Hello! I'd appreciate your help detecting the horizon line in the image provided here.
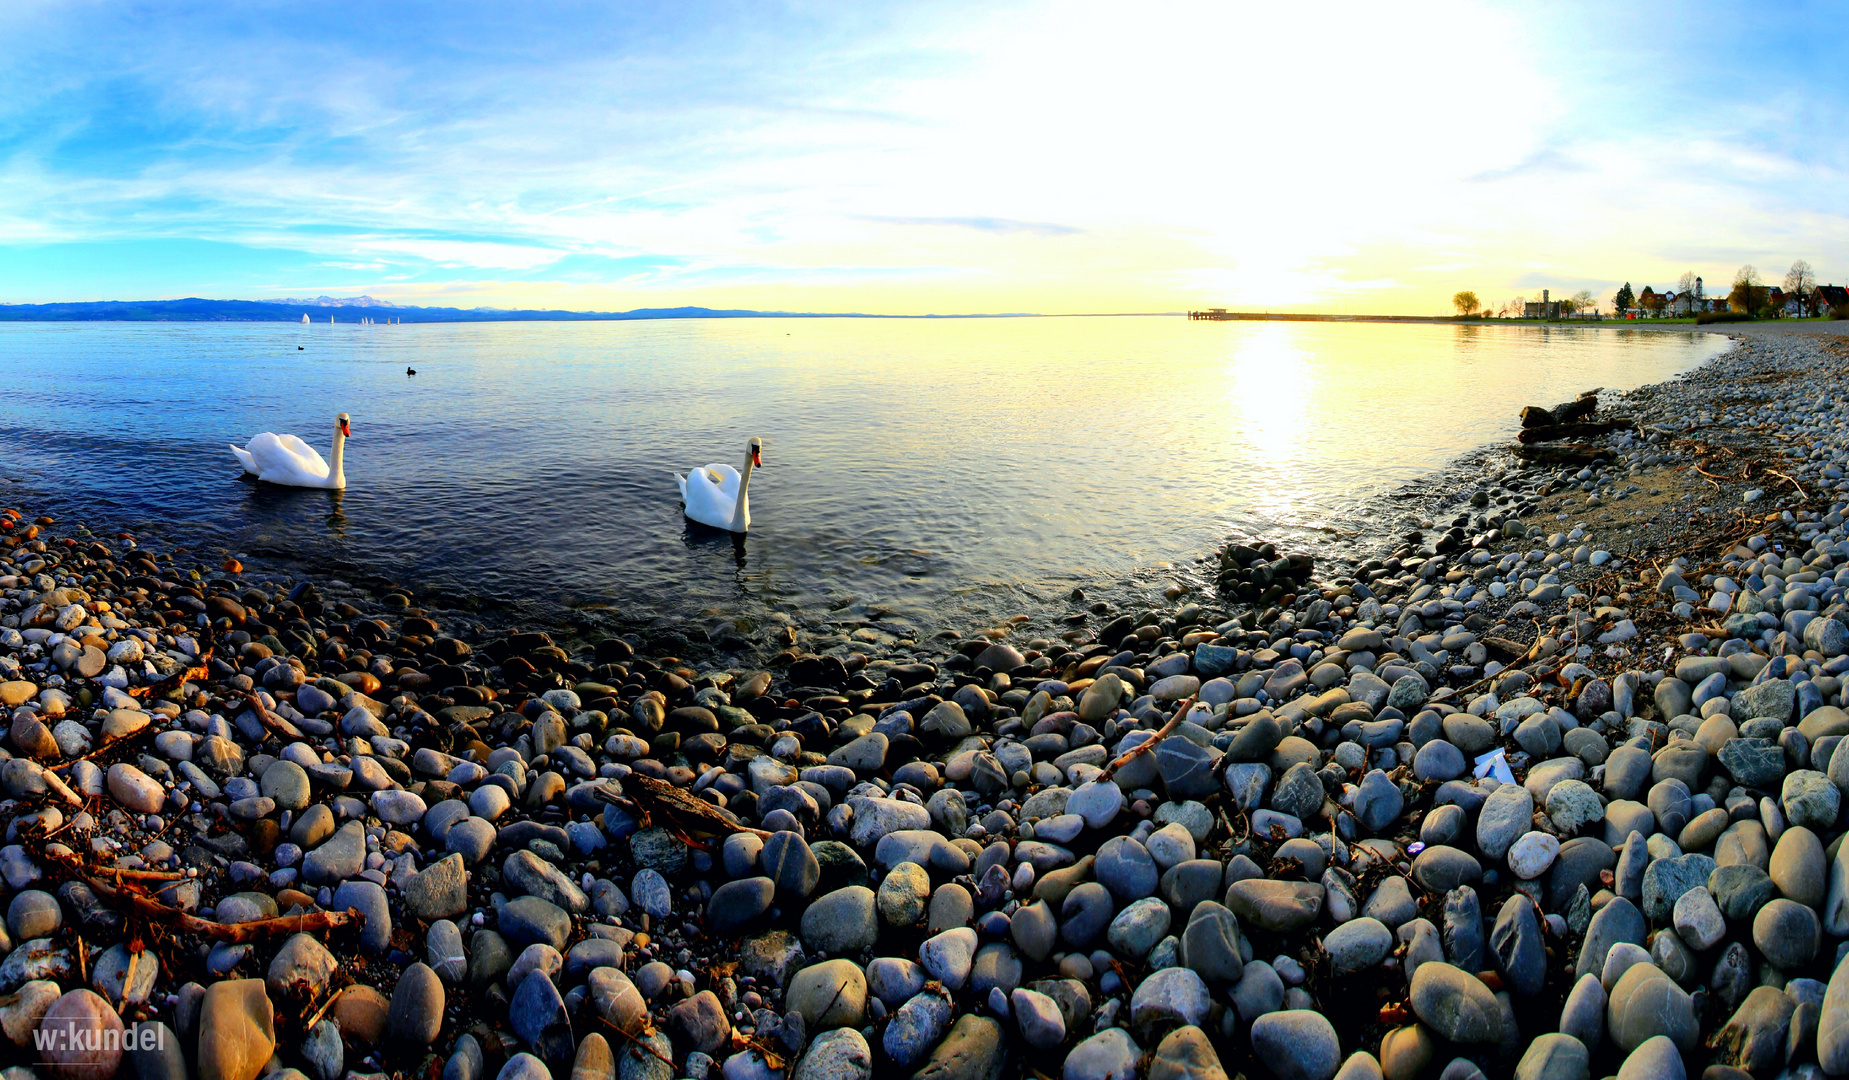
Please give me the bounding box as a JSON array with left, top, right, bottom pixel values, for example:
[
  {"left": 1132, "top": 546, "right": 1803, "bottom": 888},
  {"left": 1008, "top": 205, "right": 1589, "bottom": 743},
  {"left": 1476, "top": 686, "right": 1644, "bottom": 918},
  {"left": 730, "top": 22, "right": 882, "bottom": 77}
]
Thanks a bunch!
[
  {"left": 0, "top": 296, "right": 1200, "bottom": 321},
  {"left": 0, "top": 296, "right": 1650, "bottom": 324}
]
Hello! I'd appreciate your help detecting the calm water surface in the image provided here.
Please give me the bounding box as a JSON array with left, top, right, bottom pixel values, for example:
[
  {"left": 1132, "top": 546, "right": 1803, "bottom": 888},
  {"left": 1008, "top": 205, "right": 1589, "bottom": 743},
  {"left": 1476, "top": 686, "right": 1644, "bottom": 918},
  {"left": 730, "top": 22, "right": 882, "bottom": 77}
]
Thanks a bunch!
[{"left": 0, "top": 317, "right": 1726, "bottom": 642}]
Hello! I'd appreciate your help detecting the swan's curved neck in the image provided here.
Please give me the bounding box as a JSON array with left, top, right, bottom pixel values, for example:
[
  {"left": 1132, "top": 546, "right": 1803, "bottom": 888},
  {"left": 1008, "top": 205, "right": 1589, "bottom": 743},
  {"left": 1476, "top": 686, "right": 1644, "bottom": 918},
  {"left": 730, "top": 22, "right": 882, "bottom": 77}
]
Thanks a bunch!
[
  {"left": 732, "top": 453, "right": 755, "bottom": 529},
  {"left": 329, "top": 429, "right": 347, "bottom": 489}
]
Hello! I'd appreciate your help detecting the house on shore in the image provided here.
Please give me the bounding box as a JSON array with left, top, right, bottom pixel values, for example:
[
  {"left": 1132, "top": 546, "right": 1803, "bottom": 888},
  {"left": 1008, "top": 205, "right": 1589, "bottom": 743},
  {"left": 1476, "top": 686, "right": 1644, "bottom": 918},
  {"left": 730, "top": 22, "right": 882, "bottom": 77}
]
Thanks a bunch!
[
  {"left": 1523, "top": 290, "right": 1563, "bottom": 319},
  {"left": 1666, "top": 277, "right": 1707, "bottom": 315}
]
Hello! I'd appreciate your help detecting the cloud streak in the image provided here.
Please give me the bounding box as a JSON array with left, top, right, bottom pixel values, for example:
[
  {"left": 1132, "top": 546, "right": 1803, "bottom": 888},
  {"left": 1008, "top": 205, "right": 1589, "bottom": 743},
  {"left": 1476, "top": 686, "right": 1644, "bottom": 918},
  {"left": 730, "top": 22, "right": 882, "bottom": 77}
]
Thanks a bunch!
[{"left": 860, "top": 216, "right": 1081, "bottom": 236}]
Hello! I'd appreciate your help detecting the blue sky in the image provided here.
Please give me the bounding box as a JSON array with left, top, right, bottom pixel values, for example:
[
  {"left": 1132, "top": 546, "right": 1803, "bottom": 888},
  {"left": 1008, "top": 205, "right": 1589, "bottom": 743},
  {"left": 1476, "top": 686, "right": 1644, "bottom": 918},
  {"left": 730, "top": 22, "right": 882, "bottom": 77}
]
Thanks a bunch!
[{"left": 2, "top": 1, "right": 1847, "bottom": 314}]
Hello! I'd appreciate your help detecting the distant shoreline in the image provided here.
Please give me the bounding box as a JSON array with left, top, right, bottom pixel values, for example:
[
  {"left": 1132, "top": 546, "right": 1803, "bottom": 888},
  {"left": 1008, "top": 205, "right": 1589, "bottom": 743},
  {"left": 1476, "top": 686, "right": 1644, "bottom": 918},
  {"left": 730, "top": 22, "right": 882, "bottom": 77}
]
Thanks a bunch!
[
  {"left": 1189, "top": 311, "right": 1849, "bottom": 335},
  {"left": 0, "top": 297, "right": 1176, "bottom": 323},
  {"left": 7, "top": 297, "right": 1843, "bottom": 329},
  {"left": 1189, "top": 311, "right": 1556, "bottom": 324}
]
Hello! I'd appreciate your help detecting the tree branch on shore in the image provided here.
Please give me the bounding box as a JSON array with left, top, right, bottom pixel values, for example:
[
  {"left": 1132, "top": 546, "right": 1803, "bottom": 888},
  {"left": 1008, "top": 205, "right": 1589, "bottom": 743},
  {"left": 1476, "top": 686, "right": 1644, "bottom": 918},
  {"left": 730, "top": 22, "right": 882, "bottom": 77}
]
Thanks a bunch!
[
  {"left": 241, "top": 690, "right": 304, "bottom": 740},
  {"left": 1096, "top": 696, "right": 1194, "bottom": 785},
  {"left": 39, "top": 845, "right": 362, "bottom": 944}
]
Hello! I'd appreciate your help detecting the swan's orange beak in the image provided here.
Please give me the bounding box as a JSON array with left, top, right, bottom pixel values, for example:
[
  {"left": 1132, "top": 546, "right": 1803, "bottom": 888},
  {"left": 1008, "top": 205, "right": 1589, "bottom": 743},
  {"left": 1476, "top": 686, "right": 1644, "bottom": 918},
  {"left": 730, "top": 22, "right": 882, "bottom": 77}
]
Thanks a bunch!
[
  {"left": 340, "top": 419, "right": 351, "bottom": 437},
  {"left": 751, "top": 448, "right": 762, "bottom": 467}
]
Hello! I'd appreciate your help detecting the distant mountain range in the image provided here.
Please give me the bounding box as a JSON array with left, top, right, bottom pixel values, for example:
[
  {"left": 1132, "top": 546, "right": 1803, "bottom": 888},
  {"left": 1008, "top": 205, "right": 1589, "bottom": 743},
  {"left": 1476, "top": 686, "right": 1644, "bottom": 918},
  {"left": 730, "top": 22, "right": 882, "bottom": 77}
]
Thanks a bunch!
[
  {"left": 272, "top": 294, "right": 401, "bottom": 308},
  {"left": 0, "top": 297, "right": 1041, "bottom": 322}
]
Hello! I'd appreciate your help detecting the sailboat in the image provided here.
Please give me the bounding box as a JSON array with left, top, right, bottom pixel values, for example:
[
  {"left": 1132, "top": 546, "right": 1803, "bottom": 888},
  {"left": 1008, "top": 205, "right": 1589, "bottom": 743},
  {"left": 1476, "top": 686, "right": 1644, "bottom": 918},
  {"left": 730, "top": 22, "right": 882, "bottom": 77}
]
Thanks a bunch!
[{"left": 301, "top": 313, "right": 310, "bottom": 324}]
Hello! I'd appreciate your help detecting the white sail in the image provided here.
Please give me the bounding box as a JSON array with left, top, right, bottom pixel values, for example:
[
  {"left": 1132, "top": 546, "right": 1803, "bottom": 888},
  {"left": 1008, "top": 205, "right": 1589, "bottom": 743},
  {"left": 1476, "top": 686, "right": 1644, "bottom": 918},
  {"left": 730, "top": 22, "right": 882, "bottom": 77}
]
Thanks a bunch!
[{"left": 301, "top": 313, "right": 309, "bottom": 323}]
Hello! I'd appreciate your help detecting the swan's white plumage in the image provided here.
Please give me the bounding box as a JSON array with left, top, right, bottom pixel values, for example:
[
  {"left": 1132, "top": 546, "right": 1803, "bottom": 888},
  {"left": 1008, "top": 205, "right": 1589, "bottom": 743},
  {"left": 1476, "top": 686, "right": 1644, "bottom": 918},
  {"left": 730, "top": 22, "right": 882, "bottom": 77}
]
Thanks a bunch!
[
  {"left": 675, "top": 440, "right": 759, "bottom": 532},
  {"left": 678, "top": 463, "right": 746, "bottom": 531},
  {"left": 229, "top": 416, "right": 348, "bottom": 489}
]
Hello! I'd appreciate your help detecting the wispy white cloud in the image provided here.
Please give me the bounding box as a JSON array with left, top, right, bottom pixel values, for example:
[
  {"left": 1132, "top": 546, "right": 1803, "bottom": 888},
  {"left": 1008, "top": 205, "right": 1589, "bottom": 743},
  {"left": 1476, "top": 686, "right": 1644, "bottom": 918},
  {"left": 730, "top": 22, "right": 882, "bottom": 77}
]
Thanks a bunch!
[
  {"left": 859, "top": 216, "right": 1082, "bottom": 237},
  {"left": 0, "top": 0, "right": 1846, "bottom": 311}
]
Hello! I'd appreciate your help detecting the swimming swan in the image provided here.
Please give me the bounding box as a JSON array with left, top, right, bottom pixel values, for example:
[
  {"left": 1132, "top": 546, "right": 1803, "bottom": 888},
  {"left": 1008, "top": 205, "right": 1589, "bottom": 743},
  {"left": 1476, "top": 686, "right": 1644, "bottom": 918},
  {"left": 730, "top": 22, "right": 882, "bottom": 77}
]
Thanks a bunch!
[
  {"left": 230, "top": 413, "right": 350, "bottom": 489},
  {"left": 676, "top": 437, "right": 761, "bottom": 532}
]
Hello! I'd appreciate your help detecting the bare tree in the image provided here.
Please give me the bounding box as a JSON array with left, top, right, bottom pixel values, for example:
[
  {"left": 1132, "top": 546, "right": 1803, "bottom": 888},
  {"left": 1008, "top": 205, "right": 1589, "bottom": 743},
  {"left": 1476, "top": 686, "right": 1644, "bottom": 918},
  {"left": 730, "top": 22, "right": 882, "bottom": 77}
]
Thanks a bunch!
[
  {"left": 1571, "top": 289, "right": 1596, "bottom": 316},
  {"left": 1786, "top": 260, "right": 1816, "bottom": 313},
  {"left": 1734, "top": 264, "right": 1761, "bottom": 288}
]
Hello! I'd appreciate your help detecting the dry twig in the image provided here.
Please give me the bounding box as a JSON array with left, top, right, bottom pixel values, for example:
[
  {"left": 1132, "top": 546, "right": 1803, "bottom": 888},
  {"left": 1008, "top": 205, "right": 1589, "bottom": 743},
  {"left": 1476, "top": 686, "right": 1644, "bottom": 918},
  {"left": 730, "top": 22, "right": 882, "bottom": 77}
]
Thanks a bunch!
[
  {"left": 1768, "top": 469, "right": 1808, "bottom": 499},
  {"left": 39, "top": 847, "right": 360, "bottom": 943},
  {"left": 1096, "top": 697, "right": 1194, "bottom": 785},
  {"left": 595, "top": 773, "right": 770, "bottom": 848},
  {"left": 602, "top": 1020, "right": 679, "bottom": 1069},
  {"left": 107, "top": 887, "right": 359, "bottom": 943},
  {"left": 125, "top": 654, "right": 212, "bottom": 700},
  {"left": 302, "top": 986, "right": 347, "bottom": 1031},
  {"left": 241, "top": 692, "right": 304, "bottom": 740},
  {"left": 87, "top": 865, "right": 187, "bottom": 882}
]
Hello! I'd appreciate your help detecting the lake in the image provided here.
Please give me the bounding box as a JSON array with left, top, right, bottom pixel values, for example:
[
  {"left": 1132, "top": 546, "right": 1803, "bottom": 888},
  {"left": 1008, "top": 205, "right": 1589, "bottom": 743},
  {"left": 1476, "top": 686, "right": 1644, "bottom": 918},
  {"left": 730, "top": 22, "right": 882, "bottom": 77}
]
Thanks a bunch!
[{"left": 0, "top": 317, "right": 1727, "bottom": 649}]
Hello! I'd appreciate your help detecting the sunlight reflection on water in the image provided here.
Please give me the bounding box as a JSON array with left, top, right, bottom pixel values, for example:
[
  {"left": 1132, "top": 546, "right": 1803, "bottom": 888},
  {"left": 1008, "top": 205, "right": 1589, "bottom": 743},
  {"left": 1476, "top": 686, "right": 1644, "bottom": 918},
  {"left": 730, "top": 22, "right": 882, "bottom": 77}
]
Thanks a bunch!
[{"left": 0, "top": 317, "right": 1726, "bottom": 640}]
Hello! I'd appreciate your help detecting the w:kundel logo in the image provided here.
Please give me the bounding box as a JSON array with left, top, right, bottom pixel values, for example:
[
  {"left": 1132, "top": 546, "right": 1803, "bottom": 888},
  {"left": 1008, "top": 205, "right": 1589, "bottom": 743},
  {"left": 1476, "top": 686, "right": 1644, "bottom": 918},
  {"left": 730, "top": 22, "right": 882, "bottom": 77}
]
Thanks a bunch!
[{"left": 33, "top": 1019, "right": 167, "bottom": 1055}]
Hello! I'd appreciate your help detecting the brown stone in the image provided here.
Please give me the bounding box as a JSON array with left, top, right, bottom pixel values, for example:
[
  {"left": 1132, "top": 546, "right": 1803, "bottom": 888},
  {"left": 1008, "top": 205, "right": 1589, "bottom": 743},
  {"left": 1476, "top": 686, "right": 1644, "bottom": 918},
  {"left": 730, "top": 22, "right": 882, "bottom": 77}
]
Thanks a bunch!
[
  {"left": 571, "top": 1033, "right": 614, "bottom": 1080},
  {"left": 197, "top": 979, "right": 275, "bottom": 1080},
  {"left": 329, "top": 984, "right": 390, "bottom": 1045},
  {"left": 247, "top": 819, "right": 280, "bottom": 860},
  {"left": 37, "top": 989, "right": 123, "bottom": 1080},
  {"left": 13, "top": 715, "right": 61, "bottom": 759}
]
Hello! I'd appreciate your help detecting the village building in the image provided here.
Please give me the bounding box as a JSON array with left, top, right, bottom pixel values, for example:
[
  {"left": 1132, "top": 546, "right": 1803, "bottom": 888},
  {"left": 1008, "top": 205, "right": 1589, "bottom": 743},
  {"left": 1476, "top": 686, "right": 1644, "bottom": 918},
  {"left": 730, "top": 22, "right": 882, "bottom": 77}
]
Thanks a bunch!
[{"left": 1523, "top": 289, "right": 1563, "bottom": 319}]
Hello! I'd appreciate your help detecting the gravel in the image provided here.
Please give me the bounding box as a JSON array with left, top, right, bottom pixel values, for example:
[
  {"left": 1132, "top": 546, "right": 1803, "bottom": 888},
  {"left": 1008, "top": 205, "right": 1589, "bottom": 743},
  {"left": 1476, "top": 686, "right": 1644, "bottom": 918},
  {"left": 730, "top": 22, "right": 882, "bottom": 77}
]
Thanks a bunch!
[{"left": 7, "top": 331, "right": 1849, "bottom": 1079}]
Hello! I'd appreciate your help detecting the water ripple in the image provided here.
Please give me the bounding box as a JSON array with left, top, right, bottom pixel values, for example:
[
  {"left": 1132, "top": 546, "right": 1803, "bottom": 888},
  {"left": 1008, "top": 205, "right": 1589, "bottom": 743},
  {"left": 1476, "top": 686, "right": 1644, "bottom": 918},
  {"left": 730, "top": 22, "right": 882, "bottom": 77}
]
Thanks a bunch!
[{"left": 0, "top": 317, "right": 1724, "bottom": 639}]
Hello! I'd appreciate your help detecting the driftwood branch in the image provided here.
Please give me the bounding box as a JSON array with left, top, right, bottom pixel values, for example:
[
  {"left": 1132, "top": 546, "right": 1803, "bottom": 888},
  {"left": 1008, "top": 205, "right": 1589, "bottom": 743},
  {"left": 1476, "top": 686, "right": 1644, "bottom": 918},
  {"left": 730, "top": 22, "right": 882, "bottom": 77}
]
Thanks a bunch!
[
  {"left": 601, "top": 1018, "right": 678, "bottom": 1069},
  {"left": 1519, "top": 392, "right": 1599, "bottom": 429},
  {"left": 1515, "top": 419, "right": 1636, "bottom": 444},
  {"left": 1097, "top": 696, "right": 1194, "bottom": 785},
  {"left": 242, "top": 692, "right": 304, "bottom": 740},
  {"left": 63, "top": 725, "right": 159, "bottom": 770},
  {"left": 25, "top": 767, "right": 85, "bottom": 807},
  {"left": 1513, "top": 442, "right": 1603, "bottom": 465},
  {"left": 1551, "top": 394, "right": 1599, "bottom": 424},
  {"left": 40, "top": 847, "right": 359, "bottom": 942},
  {"left": 1768, "top": 469, "right": 1808, "bottom": 499},
  {"left": 302, "top": 986, "right": 347, "bottom": 1031},
  {"left": 87, "top": 865, "right": 187, "bottom": 882},
  {"left": 110, "top": 886, "right": 360, "bottom": 943},
  {"left": 125, "top": 655, "right": 212, "bottom": 700},
  {"left": 596, "top": 773, "right": 771, "bottom": 844},
  {"left": 1478, "top": 637, "right": 1529, "bottom": 659}
]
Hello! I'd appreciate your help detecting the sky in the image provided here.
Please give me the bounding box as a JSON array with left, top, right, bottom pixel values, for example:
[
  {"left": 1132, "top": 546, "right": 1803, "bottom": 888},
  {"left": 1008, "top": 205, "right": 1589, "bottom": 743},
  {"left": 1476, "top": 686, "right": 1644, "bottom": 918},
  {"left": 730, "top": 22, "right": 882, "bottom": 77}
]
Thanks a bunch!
[{"left": 1, "top": 1, "right": 1847, "bottom": 315}]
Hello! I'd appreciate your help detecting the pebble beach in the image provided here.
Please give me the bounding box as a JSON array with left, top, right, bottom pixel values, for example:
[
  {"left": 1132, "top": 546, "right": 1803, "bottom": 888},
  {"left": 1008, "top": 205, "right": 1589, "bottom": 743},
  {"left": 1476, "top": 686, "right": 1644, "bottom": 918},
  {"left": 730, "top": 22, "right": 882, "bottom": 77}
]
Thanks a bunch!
[{"left": 4, "top": 328, "right": 1849, "bottom": 1080}]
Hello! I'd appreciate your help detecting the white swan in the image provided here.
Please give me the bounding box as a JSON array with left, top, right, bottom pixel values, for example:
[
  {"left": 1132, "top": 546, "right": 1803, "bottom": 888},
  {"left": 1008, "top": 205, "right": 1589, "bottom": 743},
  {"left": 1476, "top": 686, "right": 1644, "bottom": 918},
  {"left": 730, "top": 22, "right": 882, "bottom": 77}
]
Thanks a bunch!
[
  {"left": 229, "top": 413, "right": 350, "bottom": 489},
  {"left": 676, "top": 437, "right": 761, "bottom": 532}
]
